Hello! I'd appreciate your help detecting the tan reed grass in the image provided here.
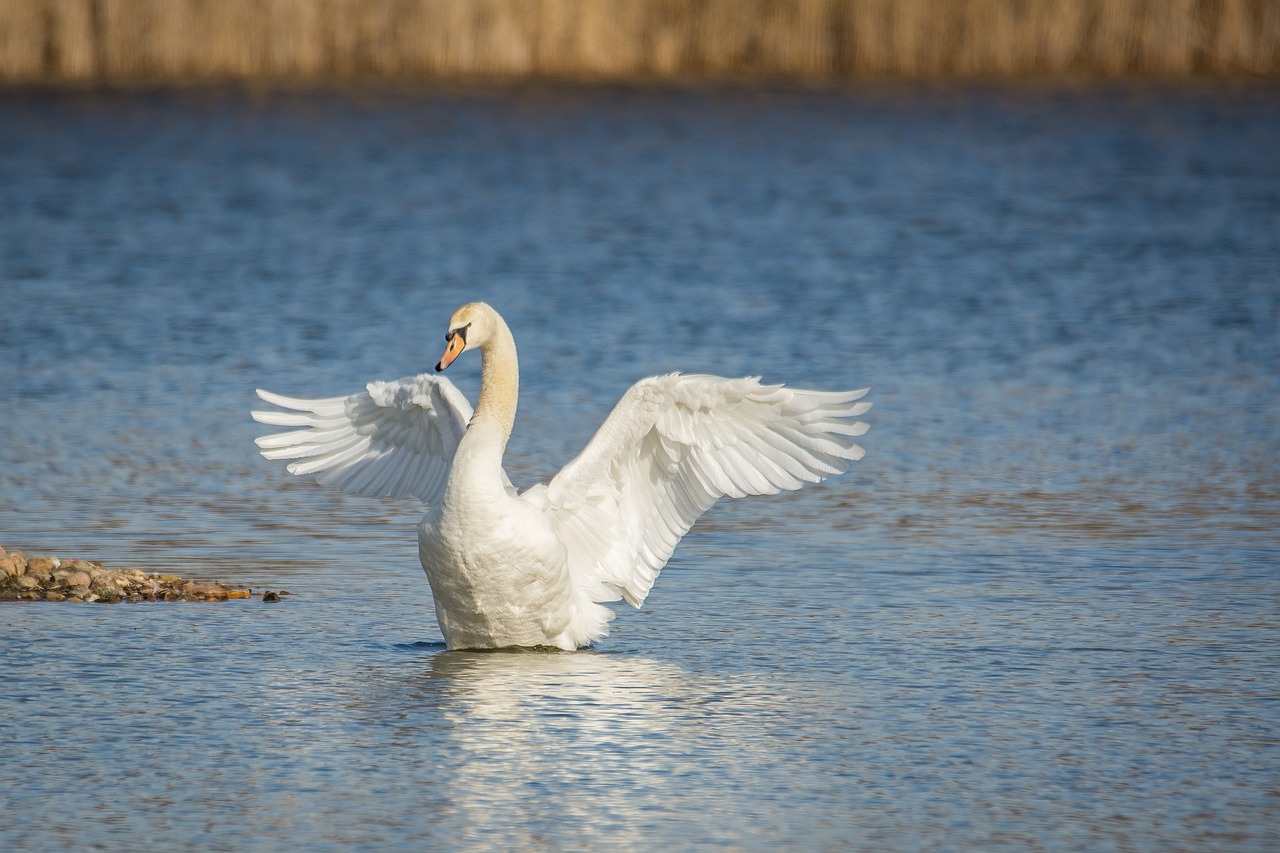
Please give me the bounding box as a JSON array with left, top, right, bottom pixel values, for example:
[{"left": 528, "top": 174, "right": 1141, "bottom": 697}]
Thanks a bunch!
[{"left": 0, "top": 0, "right": 1276, "bottom": 82}]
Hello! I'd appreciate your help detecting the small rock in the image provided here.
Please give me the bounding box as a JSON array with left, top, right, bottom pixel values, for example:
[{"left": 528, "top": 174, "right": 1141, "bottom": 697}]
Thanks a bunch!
[
  {"left": 14, "top": 575, "right": 39, "bottom": 590},
  {"left": 24, "top": 557, "right": 55, "bottom": 580},
  {"left": 262, "top": 591, "right": 281, "bottom": 603},
  {"left": 64, "top": 570, "right": 92, "bottom": 589},
  {"left": 92, "top": 579, "right": 123, "bottom": 598},
  {"left": 28, "top": 556, "right": 59, "bottom": 574},
  {"left": 45, "top": 591, "right": 66, "bottom": 602},
  {"left": 1, "top": 555, "right": 24, "bottom": 577},
  {"left": 182, "top": 581, "right": 227, "bottom": 599}
]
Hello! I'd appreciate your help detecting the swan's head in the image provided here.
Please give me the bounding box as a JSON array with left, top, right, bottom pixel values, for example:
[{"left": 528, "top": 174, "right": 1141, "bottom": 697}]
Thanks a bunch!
[{"left": 436, "top": 302, "right": 495, "bottom": 372}]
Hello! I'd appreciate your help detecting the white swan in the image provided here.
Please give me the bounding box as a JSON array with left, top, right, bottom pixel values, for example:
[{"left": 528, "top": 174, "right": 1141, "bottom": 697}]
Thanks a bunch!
[{"left": 252, "top": 302, "right": 870, "bottom": 650}]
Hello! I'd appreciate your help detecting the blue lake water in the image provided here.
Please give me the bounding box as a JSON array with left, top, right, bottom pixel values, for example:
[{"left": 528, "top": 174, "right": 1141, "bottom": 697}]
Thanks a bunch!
[{"left": 1, "top": 82, "right": 1278, "bottom": 850}]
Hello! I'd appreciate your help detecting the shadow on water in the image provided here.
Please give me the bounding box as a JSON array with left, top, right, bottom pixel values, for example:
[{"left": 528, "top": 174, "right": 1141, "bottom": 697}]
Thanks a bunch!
[{"left": 391, "top": 639, "right": 450, "bottom": 652}]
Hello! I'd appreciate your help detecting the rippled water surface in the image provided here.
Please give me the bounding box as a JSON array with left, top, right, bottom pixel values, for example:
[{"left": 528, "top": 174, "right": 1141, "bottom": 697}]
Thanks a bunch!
[{"left": 2, "top": 82, "right": 1278, "bottom": 851}]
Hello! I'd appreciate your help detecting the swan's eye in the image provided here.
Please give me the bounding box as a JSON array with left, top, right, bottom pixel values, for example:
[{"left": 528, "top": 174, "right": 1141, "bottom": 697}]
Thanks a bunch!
[{"left": 446, "top": 325, "right": 469, "bottom": 344}]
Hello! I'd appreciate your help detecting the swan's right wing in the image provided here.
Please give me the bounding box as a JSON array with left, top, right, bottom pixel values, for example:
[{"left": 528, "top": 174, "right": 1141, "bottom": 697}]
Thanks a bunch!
[
  {"left": 252, "top": 374, "right": 472, "bottom": 505},
  {"left": 540, "top": 373, "right": 870, "bottom": 607}
]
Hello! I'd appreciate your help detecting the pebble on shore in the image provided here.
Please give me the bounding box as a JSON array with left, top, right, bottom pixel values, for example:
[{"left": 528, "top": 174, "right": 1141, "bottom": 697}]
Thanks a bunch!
[{"left": 0, "top": 546, "right": 256, "bottom": 603}]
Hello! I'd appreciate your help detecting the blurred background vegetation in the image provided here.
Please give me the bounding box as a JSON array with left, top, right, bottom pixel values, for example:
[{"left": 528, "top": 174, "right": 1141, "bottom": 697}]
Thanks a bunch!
[{"left": 0, "top": 0, "right": 1277, "bottom": 82}]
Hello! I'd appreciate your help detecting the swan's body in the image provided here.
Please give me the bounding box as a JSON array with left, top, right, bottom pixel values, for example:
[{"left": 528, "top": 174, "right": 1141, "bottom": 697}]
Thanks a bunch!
[{"left": 253, "top": 303, "right": 870, "bottom": 650}]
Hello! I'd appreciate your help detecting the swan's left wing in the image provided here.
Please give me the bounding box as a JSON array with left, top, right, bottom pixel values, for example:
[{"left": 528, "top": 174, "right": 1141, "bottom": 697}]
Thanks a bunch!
[
  {"left": 538, "top": 373, "right": 870, "bottom": 607},
  {"left": 252, "top": 374, "right": 472, "bottom": 505}
]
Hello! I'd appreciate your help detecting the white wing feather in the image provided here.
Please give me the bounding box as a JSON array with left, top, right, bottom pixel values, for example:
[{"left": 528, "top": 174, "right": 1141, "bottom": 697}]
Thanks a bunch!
[
  {"left": 251, "top": 374, "right": 473, "bottom": 505},
  {"left": 538, "top": 373, "right": 870, "bottom": 608}
]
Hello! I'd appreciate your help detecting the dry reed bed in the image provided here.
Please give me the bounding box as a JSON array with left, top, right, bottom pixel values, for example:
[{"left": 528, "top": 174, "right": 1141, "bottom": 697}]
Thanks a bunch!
[{"left": 1, "top": 0, "right": 1277, "bottom": 81}]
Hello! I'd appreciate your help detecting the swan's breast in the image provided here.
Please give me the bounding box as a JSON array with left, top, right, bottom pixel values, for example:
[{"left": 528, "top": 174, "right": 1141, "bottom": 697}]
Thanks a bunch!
[{"left": 417, "top": 496, "right": 574, "bottom": 647}]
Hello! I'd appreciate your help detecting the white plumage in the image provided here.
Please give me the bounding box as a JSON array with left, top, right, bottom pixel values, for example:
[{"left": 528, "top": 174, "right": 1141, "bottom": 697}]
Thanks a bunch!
[{"left": 252, "top": 302, "right": 870, "bottom": 650}]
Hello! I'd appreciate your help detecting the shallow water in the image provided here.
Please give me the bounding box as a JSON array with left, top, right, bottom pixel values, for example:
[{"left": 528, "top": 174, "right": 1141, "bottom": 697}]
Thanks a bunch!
[{"left": 1, "top": 82, "right": 1278, "bottom": 851}]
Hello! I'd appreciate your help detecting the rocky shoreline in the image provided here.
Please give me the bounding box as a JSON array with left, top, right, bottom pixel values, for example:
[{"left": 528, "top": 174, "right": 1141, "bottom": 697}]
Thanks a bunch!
[{"left": 1, "top": 546, "right": 281, "bottom": 603}]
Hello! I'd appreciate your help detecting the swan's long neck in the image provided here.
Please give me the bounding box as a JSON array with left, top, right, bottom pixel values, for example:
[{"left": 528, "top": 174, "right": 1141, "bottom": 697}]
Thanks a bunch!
[{"left": 472, "top": 310, "right": 519, "bottom": 455}]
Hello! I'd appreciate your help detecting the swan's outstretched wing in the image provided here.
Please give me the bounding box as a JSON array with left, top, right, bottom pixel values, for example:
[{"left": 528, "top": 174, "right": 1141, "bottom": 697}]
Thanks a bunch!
[
  {"left": 252, "top": 374, "right": 472, "bottom": 505},
  {"left": 538, "top": 373, "right": 870, "bottom": 607}
]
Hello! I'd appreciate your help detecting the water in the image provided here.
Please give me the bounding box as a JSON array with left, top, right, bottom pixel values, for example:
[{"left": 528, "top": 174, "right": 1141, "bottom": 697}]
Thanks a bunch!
[{"left": 1, "top": 82, "right": 1278, "bottom": 850}]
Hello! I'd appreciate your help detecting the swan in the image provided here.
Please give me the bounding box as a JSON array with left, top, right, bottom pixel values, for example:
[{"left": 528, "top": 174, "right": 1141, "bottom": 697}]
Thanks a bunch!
[{"left": 252, "top": 302, "right": 870, "bottom": 650}]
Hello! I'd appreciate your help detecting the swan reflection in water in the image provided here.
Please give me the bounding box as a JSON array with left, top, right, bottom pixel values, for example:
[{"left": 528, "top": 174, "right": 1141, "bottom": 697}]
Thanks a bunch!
[{"left": 355, "top": 648, "right": 786, "bottom": 847}]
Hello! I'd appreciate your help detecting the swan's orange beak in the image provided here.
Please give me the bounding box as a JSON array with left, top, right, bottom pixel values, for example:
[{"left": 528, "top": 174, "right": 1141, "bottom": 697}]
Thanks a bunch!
[{"left": 436, "top": 332, "right": 465, "bottom": 372}]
